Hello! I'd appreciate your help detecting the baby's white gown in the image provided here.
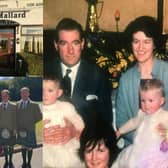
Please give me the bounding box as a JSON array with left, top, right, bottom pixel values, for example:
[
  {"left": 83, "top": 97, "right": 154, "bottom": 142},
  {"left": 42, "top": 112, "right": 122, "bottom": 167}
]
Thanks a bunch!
[
  {"left": 42, "top": 101, "right": 84, "bottom": 168},
  {"left": 113, "top": 109, "right": 168, "bottom": 168}
]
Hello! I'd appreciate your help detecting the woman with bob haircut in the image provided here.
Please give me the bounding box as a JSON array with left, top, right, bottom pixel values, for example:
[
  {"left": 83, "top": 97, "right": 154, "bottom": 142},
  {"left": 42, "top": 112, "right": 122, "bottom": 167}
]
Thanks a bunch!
[{"left": 79, "top": 113, "right": 119, "bottom": 168}]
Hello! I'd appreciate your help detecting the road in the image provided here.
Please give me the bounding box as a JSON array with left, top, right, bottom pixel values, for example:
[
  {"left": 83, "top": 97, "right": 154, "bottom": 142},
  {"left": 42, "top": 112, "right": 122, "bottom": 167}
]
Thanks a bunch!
[{"left": 0, "top": 147, "right": 42, "bottom": 168}]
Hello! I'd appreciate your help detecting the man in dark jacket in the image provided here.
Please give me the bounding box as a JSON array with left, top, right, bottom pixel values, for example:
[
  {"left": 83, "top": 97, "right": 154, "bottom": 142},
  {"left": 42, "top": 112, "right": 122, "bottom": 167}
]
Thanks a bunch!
[{"left": 44, "top": 18, "right": 113, "bottom": 144}]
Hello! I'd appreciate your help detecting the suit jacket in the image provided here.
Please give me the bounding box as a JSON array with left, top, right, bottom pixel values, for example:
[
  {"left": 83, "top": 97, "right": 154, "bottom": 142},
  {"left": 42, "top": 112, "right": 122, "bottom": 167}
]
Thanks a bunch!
[
  {"left": 45, "top": 57, "right": 113, "bottom": 124},
  {"left": 16, "top": 100, "right": 42, "bottom": 132},
  {"left": 0, "top": 102, "right": 16, "bottom": 131}
]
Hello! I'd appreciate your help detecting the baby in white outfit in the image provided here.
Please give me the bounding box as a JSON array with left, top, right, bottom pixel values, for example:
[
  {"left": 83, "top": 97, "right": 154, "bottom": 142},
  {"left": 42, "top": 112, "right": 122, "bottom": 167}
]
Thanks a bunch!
[{"left": 42, "top": 75, "right": 84, "bottom": 168}]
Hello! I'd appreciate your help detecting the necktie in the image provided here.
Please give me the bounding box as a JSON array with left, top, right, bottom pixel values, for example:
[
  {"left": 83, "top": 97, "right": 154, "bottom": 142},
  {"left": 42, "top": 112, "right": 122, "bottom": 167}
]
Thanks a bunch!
[
  {"left": 3, "top": 103, "right": 6, "bottom": 110},
  {"left": 21, "top": 101, "right": 26, "bottom": 109},
  {"left": 63, "top": 69, "right": 72, "bottom": 97}
]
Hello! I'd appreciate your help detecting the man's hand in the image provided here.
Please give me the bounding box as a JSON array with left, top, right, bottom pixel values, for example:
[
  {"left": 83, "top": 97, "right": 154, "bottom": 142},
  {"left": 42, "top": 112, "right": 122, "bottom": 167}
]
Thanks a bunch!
[{"left": 43, "top": 118, "right": 78, "bottom": 145}]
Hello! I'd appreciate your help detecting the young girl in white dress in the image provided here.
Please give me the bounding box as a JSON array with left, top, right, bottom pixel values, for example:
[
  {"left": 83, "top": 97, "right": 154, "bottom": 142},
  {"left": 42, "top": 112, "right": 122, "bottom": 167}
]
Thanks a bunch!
[
  {"left": 42, "top": 75, "right": 84, "bottom": 168},
  {"left": 113, "top": 79, "right": 168, "bottom": 168}
]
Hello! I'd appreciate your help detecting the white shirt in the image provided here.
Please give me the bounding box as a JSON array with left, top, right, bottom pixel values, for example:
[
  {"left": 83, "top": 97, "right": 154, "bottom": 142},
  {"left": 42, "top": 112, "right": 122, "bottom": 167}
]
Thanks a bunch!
[
  {"left": 1, "top": 101, "right": 9, "bottom": 109},
  {"left": 61, "top": 62, "right": 80, "bottom": 96},
  {"left": 20, "top": 99, "right": 29, "bottom": 109}
]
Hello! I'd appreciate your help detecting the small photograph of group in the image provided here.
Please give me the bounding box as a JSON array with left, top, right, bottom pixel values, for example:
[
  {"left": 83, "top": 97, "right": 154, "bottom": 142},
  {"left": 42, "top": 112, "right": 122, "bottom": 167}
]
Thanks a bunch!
[
  {"left": 0, "top": 0, "right": 43, "bottom": 76},
  {"left": 0, "top": 77, "right": 42, "bottom": 168}
]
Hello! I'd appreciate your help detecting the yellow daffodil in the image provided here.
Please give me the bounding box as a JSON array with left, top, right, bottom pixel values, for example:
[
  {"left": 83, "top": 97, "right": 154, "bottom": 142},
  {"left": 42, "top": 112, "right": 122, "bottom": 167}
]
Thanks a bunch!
[
  {"left": 116, "top": 51, "right": 123, "bottom": 59},
  {"left": 96, "top": 56, "right": 108, "bottom": 63},
  {"left": 116, "top": 64, "right": 122, "bottom": 71},
  {"left": 112, "top": 82, "right": 118, "bottom": 89},
  {"left": 108, "top": 67, "right": 115, "bottom": 73},
  {"left": 120, "top": 59, "right": 128, "bottom": 68},
  {"left": 95, "top": 48, "right": 137, "bottom": 89},
  {"left": 99, "top": 62, "right": 105, "bottom": 68},
  {"left": 128, "top": 54, "right": 135, "bottom": 62}
]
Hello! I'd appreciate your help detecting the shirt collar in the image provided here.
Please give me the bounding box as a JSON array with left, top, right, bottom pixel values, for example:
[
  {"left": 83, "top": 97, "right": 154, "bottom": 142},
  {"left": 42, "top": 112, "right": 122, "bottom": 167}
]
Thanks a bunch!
[
  {"left": 2, "top": 101, "right": 9, "bottom": 105},
  {"left": 61, "top": 61, "right": 81, "bottom": 76},
  {"left": 21, "top": 98, "right": 30, "bottom": 103}
]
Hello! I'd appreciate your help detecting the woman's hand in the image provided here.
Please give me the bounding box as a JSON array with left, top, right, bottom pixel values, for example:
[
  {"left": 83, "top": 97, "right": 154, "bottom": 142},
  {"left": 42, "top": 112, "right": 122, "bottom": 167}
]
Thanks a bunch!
[
  {"left": 156, "top": 123, "right": 168, "bottom": 140},
  {"left": 116, "top": 130, "right": 121, "bottom": 139},
  {"left": 43, "top": 118, "right": 77, "bottom": 145}
]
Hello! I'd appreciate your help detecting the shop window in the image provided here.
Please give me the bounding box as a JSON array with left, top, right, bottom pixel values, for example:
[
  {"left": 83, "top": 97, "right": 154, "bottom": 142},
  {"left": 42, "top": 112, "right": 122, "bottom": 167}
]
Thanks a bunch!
[
  {"left": 0, "top": 29, "right": 14, "bottom": 57},
  {"left": 21, "top": 25, "right": 43, "bottom": 55},
  {"left": 36, "top": 2, "right": 43, "bottom": 6}
]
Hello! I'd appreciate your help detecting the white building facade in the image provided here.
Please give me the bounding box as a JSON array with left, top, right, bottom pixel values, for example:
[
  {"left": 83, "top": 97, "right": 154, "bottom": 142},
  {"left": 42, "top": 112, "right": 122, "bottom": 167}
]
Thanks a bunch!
[{"left": 0, "top": 0, "right": 43, "bottom": 54}]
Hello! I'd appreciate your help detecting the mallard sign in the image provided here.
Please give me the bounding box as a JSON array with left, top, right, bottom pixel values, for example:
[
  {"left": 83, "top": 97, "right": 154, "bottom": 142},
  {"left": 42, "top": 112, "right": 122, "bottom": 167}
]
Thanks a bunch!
[{"left": 0, "top": 10, "right": 29, "bottom": 19}]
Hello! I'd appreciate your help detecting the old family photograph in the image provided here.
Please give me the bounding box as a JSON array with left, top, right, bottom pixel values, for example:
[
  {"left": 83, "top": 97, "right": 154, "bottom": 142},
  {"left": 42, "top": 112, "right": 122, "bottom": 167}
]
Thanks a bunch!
[{"left": 1, "top": 0, "right": 168, "bottom": 167}]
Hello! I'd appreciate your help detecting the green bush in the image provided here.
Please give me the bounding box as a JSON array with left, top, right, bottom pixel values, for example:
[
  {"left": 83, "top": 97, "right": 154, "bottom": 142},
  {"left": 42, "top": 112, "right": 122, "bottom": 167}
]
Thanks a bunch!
[{"left": 19, "top": 52, "right": 43, "bottom": 76}]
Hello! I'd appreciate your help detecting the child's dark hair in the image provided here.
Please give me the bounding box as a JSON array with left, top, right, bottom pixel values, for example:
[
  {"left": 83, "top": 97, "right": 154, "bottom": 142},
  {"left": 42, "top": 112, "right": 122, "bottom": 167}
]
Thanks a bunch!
[
  {"left": 78, "top": 113, "right": 118, "bottom": 167},
  {"left": 43, "top": 74, "right": 63, "bottom": 89}
]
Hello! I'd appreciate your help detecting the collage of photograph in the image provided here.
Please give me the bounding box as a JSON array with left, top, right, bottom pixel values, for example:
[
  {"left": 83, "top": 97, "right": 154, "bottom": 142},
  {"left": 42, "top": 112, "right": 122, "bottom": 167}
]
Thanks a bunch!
[
  {"left": 0, "top": 0, "right": 42, "bottom": 167},
  {"left": 1, "top": 0, "right": 168, "bottom": 168}
]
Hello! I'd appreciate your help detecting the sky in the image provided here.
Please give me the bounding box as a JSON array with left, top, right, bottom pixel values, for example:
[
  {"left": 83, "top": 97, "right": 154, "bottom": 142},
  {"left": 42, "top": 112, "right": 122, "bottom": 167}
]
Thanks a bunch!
[{"left": 0, "top": 77, "right": 14, "bottom": 80}]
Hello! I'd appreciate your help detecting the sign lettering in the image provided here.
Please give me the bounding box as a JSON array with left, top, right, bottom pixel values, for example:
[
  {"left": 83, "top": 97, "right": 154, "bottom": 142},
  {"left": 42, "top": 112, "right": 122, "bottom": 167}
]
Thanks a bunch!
[{"left": 0, "top": 10, "right": 29, "bottom": 19}]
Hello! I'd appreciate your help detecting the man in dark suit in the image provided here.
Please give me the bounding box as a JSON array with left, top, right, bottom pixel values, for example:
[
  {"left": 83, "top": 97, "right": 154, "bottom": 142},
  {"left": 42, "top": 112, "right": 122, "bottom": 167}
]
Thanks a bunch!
[
  {"left": 45, "top": 18, "right": 112, "bottom": 124},
  {"left": 44, "top": 18, "right": 113, "bottom": 143},
  {"left": 0, "top": 89, "right": 16, "bottom": 168},
  {"left": 16, "top": 87, "right": 42, "bottom": 168}
]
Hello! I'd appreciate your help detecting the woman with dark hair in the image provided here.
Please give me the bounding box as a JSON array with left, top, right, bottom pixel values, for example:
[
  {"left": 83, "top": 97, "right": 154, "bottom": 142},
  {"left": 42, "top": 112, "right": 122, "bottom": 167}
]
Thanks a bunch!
[
  {"left": 124, "top": 15, "right": 164, "bottom": 53},
  {"left": 115, "top": 16, "right": 168, "bottom": 147},
  {"left": 79, "top": 114, "right": 118, "bottom": 168}
]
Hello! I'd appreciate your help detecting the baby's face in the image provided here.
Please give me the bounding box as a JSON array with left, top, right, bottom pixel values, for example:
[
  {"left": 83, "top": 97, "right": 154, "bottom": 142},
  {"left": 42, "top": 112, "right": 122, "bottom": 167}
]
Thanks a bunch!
[
  {"left": 43, "top": 80, "right": 61, "bottom": 105},
  {"left": 140, "top": 89, "right": 165, "bottom": 114}
]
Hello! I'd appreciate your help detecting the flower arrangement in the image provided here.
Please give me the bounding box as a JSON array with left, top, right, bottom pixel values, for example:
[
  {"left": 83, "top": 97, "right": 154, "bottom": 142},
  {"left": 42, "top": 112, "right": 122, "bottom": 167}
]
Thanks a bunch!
[
  {"left": 87, "top": 34, "right": 168, "bottom": 89},
  {"left": 95, "top": 48, "right": 135, "bottom": 89},
  {"left": 95, "top": 49, "right": 168, "bottom": 89}
]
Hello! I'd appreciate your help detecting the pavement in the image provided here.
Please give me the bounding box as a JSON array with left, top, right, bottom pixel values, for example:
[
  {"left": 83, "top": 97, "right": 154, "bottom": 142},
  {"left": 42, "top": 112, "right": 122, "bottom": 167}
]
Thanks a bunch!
[{"left": 0, "top": 146, "right": 42, "bottom": 168}]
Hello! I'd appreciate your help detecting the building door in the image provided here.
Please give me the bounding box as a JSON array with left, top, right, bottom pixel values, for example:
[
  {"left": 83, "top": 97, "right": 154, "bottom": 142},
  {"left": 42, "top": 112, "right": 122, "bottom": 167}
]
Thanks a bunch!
[
  {"left": 0, "top": 20, "right": 19, "bottom": 75},
  {"left": 0, "top": 28, "right": 14, "bottom": 67}
]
